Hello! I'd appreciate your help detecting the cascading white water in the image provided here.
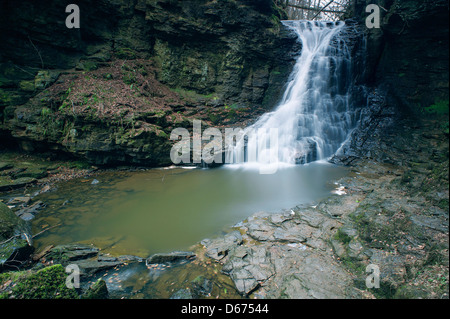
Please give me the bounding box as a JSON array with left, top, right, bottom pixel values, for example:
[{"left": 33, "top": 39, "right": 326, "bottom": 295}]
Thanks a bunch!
[{"left": 226, "top": 20, "right": 359, "bottom": 168}]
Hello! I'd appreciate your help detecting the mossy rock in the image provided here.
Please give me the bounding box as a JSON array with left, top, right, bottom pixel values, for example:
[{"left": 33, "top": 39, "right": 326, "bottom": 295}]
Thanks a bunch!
[
  {"left": 0, "top": 202, "right": 28, "bottom": 238},
  {"left": 76, "top": 60, "right": 98, "bottom": 72},
  {"left": 19, "top": 80, "right": 35, "bottom": 92},
  {"left": 0, "top": 237, "right": 32, "bottom": 269},
  {"left": 0, "top": 162, "right": 13, "bottom": 171},
  {"left": 0, "top": 177, "right": 37, "bottom": 191},
  {"left": 81, "top": 278, "right": 108, "bottom": 299},
  {"left": 34, "top": 70, "right": 59, "bottom": 90},
  {"left": 115, "top": 48, "right": 136, "bottom": 60},
  {"left": 0, "top": 264, "right": 79, "bottom": 299},
  {"left": 12, "top": 167, "right": 48, "bottom": 179},
  {"left": 0, "top": 202, "right": 34, "bottom": 270},
  {"left": 393, "top": 285, "right": 429, "bottom": 299}
]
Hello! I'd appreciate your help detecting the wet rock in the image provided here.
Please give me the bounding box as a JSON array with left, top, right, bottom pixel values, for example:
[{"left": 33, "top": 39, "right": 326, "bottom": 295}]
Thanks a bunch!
[
  {"left": 81, "top": 279, "right": 109, "bottom": 299},
  {"left": 0, "top": 177, "right": 37, "bottom": 191},
  {"left": 222, "top": 246, "right": 274, "bottom": 295},
  {"left": 15, "top": 200, "right": 45, "bottom": 220},
  {"left": 0, "top": 162, "right": 13, "bottom": 171},
  {"left": 0, "top": 202, "right": 34, "bottom": 270},
  {"left": 369, "top": 249, "right": 407, "bottom": 289},
  {"left": 268, "top": 247, "right": 358, "bottom": 299},
  {"left": 202, "top": 231, "right": 243, "bottom": 261},
  {"left": 146, "top": 251, "right": 196, "bottom": 265},
  {"left": 295, "top": 207, "right": 327, "bottom": 228},
  {"left": 269, "top": 211, "right": 295, "bottom": 224},
  {"left": 201, "top": 206, "right": 360, "bottom": 298},
  {"left": 329, "top": 155, "right": 361, "bottom": 166},
  {"left": 8, "top": 196, "right": 31, "bottom": 205},
  {"left": 330, "top": 238, "right": 347, "bottom": 258},
  {"left": 46, "top": 244, "right": 99, "bottom": 263},
  {"left": 11, "top": 167, "right": 48, "bottom": 179},
  {"left": 18, "top": 212, "right": 35, "bottom": 221},
  {"left": 409, "top": 214, "right": 448, "bottom": 233},
  {"left": 191, "top": 276, "right": 213, "bottom": 298},
  {"left": 317, "top": 195, "right": 361, "bottom": 218},
  {"left": 117, "top": 255, "right": 145, "bottom": 263},
  {"left": 73, "top": 259, "right": 123, "bottom": 276},
  {"left": 243, "top": 210, "right": 335, "bottom": 251},
  {"left": 170, "top": 288, "right": 194, "bottom": 299},
  {"left": 246, "top": 218, "right": 276, "bottom": 242},
  {"left": 347, "top": 239, "right": 365, "bottom": 260},
  {"left": 229, "top": 268, "right": 259, "bottom": 296}
]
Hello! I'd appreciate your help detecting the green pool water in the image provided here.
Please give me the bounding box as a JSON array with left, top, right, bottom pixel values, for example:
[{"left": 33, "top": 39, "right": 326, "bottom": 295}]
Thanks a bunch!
[{"left": 32, "top": 162, "right": 347, "bottom": 258}]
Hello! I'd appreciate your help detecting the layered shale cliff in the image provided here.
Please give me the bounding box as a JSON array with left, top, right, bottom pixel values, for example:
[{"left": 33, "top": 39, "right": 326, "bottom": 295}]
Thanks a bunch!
[
  {"left": 353, "top": 0, "right": 449, "bottom": 114},
  {"left": 0, "top": 0, "right": 296, "bottom": 166}
]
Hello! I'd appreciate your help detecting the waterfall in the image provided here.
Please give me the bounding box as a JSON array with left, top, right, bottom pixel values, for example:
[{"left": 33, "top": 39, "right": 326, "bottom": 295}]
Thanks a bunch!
[{"left": 226, "top": 20, "right": 360, "bottom": 169}]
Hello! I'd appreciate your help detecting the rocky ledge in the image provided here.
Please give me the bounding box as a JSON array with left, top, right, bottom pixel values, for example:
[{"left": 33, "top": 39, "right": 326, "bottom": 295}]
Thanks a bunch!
[
  {"left": 199, "top": 116, "right": 449, "bottom": 299},
  {"left": 0, "top": 115, "right": 448, "bottom": 299}
]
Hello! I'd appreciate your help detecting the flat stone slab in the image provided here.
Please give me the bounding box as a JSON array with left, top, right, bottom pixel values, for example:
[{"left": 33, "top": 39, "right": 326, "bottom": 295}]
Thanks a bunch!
[
  {"left": 46, "top": 244, "right": 99, "bottom": 262},
  {"left": 146, "top": 251, "right": 196, "bottom": 265},
  {"left": 0, "top": 177, "right": 37, "bottom": 191},
  {"left": 201, "top": 231, "right": 243, "bottom": 261}
]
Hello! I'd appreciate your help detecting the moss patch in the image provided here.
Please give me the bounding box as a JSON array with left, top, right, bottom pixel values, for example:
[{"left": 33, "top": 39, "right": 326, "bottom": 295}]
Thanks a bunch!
[{"left": 0, "top": 264, "right": 79, "bottom": 299}]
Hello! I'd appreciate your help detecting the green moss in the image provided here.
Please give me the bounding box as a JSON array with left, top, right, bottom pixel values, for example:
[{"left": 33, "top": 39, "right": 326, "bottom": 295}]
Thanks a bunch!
[
  {"left": 372, "top": 281, "right": 398, "bottom": 299},
  {"left": 1, "top": 264, "right": 79, "bottom": 299},
  {"left": 80, "top": 60, "right": 98, "bottom": 72},
  {"left": 157, "top": 130, "right": 168, "bottom": 138},
  {"left": 115, "top": 48, "right": 136, "bottom": 60},
  {"left": 81, "top": 279, "right": 108, "bottom": 299},
  {"left": 339, "top": 256, "right": 365, "bottom": 274},
  {"left": 60, "top": 160, "right": 91, "bottom": 170},
  {"left": 425, "top": 100, "right": 449, "bottom": 115},
  {"left": 123, "top": 71, "right": 137, "bottom": 85},
  {"left": 40, "top": 107, "right": 52, "bottom": 117},
  {"left": 19, "top": 80, "right": 35, "bottom": 92},
  {"left": 333, "top": 228, "right": 352, "bottom": 245},
  {"left": 207, "top": 111, "right": 219, "bottom": 125}
]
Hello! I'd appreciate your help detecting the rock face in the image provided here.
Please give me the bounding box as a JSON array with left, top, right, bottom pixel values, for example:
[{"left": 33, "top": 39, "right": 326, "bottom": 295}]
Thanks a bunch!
[
  {"left": 0, "top": 0, "right": 297, "bottom": 166},
  {"left": 352, "top": 0, "right": 449, "bottom": 115}
]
